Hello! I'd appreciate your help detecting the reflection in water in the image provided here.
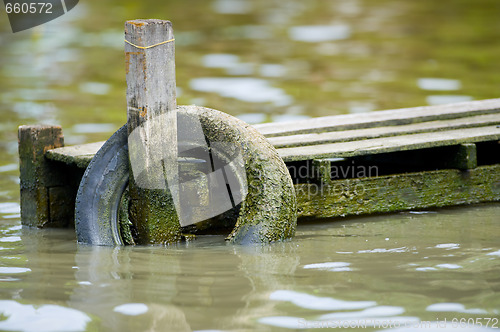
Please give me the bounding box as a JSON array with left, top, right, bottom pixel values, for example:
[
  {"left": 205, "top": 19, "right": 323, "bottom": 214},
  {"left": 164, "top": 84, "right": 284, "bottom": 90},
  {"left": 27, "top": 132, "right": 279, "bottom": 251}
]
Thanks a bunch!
[
  {"left": 426, "top": 303, "right": 487, "bottom": 315},
  {"left": 434, "top": 243, "right": 460, "bottom": 249},
  {"left": 78, "top": 82, "right": 111, "bottom": 95},
  {"left": 303, "top": 261, "right": 352, "bottom": 272},
  {"left": 417, "top": 78, "right": 461, "bottom": 91},
  {"left": 426, "top": 95, "right": 473, "bottom": 105},
  {"left": 434, "top": 264, "right": 462, "bottom": 270},
  {"left": 0, "top": 205, "right": 497, "bottom": 330},
  {"left": 113, "top": 303, "right": 149, "bottom": 315},
  {"left": 190, "top": 77, "right": 292, "bottom": 106},
  {"left": 259, "top": 64, "right": 286, "bottom": 78},
  {"left": 213, "top": 0, "right": 251, "bottom": 15},
  {"left": 201, "top": 53, "right": 255, "bottom": 76},
  {"left": 270, "top": 114, "right": 311, "bottom": 123},
  {"left": 0, "top": 301, "right": 91, "bottom": 332},
  {"left": 269, "top": 290, "right": 376, "bottom": 310},
  {"left": 70, "top": 245, "right": 192, "bottom": 331},
  {"left": 0, "top": 203, "right": 20, "bottom": 219},
  {"left": 1, "top": 0, "right": 500, "bottom": 148},
  {"left": 235, "top": 113, "right": 267, "bottom": 124},
  {"left": 0, "top": 267, "right": 31, "bottom": 273},
  {"left": 72, "top": 123, "right": 115, "bottom": 134},
  {"left": 321, "top": 306, "right": 405, "bottom": 319},
  {"left": 202, "top": 53, "right": 240, "bottom": 69},
  {"left": 288, "top": 25, "right": 351, "bottom": 42},
  {"left": 487, "top": 250, "right": 500, "bottom": 257}
]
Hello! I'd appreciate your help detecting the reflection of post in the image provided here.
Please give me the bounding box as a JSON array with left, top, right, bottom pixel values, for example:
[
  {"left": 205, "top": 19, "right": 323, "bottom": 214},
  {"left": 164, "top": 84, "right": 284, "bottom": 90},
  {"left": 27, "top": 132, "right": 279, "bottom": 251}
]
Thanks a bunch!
[
  {"left": 70, "top": 246, "right": 191, "bottom": 331},
  {"left": 19, "top": 227, "right": 76, "bottom": 302},
  {"left": 229, "top": 244, "right": 301, "bottom": 327},
  {"left": 125, "top": 19, "right": 180, "bottom": 244}
]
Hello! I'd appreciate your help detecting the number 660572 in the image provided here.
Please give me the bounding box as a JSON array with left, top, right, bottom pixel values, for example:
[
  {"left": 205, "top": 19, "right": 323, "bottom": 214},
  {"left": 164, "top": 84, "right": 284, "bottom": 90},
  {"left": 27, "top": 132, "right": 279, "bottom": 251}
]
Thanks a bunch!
[{"left": 5, "top": 2, "right": 53, "bottom": 14}]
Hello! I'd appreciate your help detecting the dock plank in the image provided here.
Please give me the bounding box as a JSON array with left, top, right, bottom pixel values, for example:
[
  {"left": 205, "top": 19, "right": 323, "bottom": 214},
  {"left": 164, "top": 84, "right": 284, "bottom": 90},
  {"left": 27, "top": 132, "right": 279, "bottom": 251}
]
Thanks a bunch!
[
  {"left": 255, "top": 98, "right": 500, "bottom": 137},
  {"left": 278, "top": 125, "right": 500, "bottom": 161},
  {"left": 45, "top": 141, "right": 105, "bottom": 168},
  {"left": 268, "top": 113, "right": 500, "bottom": 148}
]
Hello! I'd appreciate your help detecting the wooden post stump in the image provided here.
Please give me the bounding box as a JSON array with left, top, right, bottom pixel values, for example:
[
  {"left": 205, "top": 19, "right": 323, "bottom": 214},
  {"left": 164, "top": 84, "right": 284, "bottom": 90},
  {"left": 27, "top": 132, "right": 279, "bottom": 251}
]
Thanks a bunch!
[
  {"left": 125, "top": 19, "right": 180, "bottom": 244},
  {"left": 18, "top": 125, "right": 74, "bottom": 227},
  {"left": 452, "top": 143, "right": 477, "bottom": 170}
]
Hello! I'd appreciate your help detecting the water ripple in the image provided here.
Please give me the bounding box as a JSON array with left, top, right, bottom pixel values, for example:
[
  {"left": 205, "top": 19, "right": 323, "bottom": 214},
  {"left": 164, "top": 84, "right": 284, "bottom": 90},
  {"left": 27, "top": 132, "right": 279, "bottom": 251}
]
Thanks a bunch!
[
  {"left": 269, "top": 290, "right": 376, "bottom": 311},
  {"left": 289, "top": 25, "right": 351, "bottom": 42},
  {"left": 113, "top": 303, "right": 149, "bottom": 316},
  {"left": 426, "top": 303, "right": 487, "bottom": 314},
  {"left": 303, "top": 262, "right": 352, "bottom": 272},
  {"left": 190, "top": 77, "right": 292, "bottom": 106},
  {"left": 0, "top": 267, "right": 31, "bottom": 274},
  {"left": 0, "top": 300, "right": 91, "bottom": 332}
]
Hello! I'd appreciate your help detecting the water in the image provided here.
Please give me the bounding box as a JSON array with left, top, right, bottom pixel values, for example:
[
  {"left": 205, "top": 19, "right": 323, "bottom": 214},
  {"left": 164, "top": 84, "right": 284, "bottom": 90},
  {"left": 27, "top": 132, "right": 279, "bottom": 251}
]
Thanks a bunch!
[
  {"left": 0, "top": 206, "right": 499, "bottom": 331},
  {"left": 1, "top": 0, "right": 500, "bottom": 330}
]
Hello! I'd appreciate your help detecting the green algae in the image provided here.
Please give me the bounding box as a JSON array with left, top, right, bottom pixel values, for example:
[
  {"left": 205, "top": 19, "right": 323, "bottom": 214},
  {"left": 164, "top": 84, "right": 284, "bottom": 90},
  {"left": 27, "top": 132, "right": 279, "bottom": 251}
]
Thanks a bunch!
[{"left": 179, "top": 106, "right": 297, "bottom": 244}]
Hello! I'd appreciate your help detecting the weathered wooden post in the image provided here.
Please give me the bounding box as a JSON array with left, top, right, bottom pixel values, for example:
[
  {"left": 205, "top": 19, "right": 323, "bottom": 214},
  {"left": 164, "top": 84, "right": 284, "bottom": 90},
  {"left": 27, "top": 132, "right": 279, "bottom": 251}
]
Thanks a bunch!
[
  {"left": 124, "top": 19, "right": 180, "bottom": 244},
  {"left": 18, "top": 125, "right": 75, "bottom": 227}
]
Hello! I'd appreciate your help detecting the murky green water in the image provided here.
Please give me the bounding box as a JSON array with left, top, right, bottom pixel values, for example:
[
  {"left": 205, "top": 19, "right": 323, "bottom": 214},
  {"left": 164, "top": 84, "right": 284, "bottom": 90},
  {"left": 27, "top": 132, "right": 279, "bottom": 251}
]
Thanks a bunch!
[
  {"left": 1, "top": 0, "right": 500, "bottom": 330},
  {"left": 0, "top": 206, "right": 499, "bottom": 331}
]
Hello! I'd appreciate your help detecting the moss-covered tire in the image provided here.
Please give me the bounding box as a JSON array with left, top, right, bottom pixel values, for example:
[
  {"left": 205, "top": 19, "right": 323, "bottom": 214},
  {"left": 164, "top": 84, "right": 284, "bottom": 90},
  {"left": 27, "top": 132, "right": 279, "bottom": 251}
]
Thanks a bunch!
[
  {"left": 75, "top": 124, "right": 129, "bottom": 245},
  {"left": 75, "top": 106, "right": 297, "bottom": 245}
]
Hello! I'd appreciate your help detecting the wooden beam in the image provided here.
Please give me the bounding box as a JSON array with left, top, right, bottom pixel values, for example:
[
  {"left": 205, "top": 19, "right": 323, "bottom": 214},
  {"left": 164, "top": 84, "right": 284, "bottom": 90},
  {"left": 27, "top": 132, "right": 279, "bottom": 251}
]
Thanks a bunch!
[
  {"left": 296, "top": 164, "right": 500, "bottom": 219},
  {"left": 255, "top": 98, "right": 500, "bottom": 137},
  {"left": 268, "top": 113, "right": 500, "bottom": 148},
  {"left": 279, "top": 125, "right": 500, "bottom": 161}
]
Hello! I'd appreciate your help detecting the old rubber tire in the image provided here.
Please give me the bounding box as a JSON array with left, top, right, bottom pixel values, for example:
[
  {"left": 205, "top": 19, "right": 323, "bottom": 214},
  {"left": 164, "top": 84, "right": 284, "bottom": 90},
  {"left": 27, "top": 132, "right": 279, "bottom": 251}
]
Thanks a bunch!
[
  {"left": 75, "top": 106, "right": 297, "bottom": 245},
  {"left": 75, "top": 124, "right": 129, "bottom": 245}
]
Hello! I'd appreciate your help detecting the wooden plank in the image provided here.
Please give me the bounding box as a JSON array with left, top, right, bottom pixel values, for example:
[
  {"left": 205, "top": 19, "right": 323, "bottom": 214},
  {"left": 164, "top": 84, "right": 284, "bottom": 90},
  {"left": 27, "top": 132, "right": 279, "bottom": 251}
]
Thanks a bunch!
[
  {"left": 255, "top": 98, "right": 500, "bottom": 137},
  {"left": 279, "top": 125, "right": 500, "bottom": 162},
  {"left": 45, "top": 141, "right": 105, "bottom": 168},
  {"left": 296, "top": 164, "right": 500, "bottom": 219},
  {"left": 268, "top": 113, "right": 500, "bottom": 148}
]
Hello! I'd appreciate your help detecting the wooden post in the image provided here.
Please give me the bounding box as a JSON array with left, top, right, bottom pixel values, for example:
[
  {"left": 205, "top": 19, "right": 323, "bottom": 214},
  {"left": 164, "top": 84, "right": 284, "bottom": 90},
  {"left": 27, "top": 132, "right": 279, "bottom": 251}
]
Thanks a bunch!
[
  {"left": 18, "top": 125, "right": 73, "bottom": 227},
  {"left": 452, "top": 143, "right": 477, "bottom": 170},
  {"left": 124, "top": 19, "right": 180, "bottom": 244},
  {"left": 312, "top": 158, "right": 346, "bottom": 184}
]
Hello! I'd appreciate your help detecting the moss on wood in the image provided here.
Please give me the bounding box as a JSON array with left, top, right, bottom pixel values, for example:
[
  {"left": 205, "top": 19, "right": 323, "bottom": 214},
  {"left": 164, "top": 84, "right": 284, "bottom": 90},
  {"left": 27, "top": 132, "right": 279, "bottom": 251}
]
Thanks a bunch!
[{"left": 296, "top": 164, "right": 500, "bottom": 219}]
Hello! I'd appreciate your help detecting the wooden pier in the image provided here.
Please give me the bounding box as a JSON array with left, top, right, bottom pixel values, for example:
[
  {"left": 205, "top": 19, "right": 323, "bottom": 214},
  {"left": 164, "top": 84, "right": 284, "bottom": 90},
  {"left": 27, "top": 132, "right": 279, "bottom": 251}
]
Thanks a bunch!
[{"left": 19, "top": 98, "right": 500, "bottom": 228}]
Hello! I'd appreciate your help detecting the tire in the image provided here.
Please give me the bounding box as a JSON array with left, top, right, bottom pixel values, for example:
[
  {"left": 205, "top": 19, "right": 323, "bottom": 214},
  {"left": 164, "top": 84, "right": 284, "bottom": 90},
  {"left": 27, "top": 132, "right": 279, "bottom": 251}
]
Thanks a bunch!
[
  {"left": 75, "top": 125, "right": 129, "bottom": 245},
  {"left": 75, "top": 106, "right": 297, "bottom": 245}
]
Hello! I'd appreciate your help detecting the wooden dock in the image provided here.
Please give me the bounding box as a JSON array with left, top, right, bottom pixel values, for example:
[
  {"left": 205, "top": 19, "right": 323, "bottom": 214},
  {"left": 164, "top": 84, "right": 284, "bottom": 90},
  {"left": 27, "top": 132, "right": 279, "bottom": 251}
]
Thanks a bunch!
[{"left": 21, "top": 98, "right": 500, "bottom": 227}]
